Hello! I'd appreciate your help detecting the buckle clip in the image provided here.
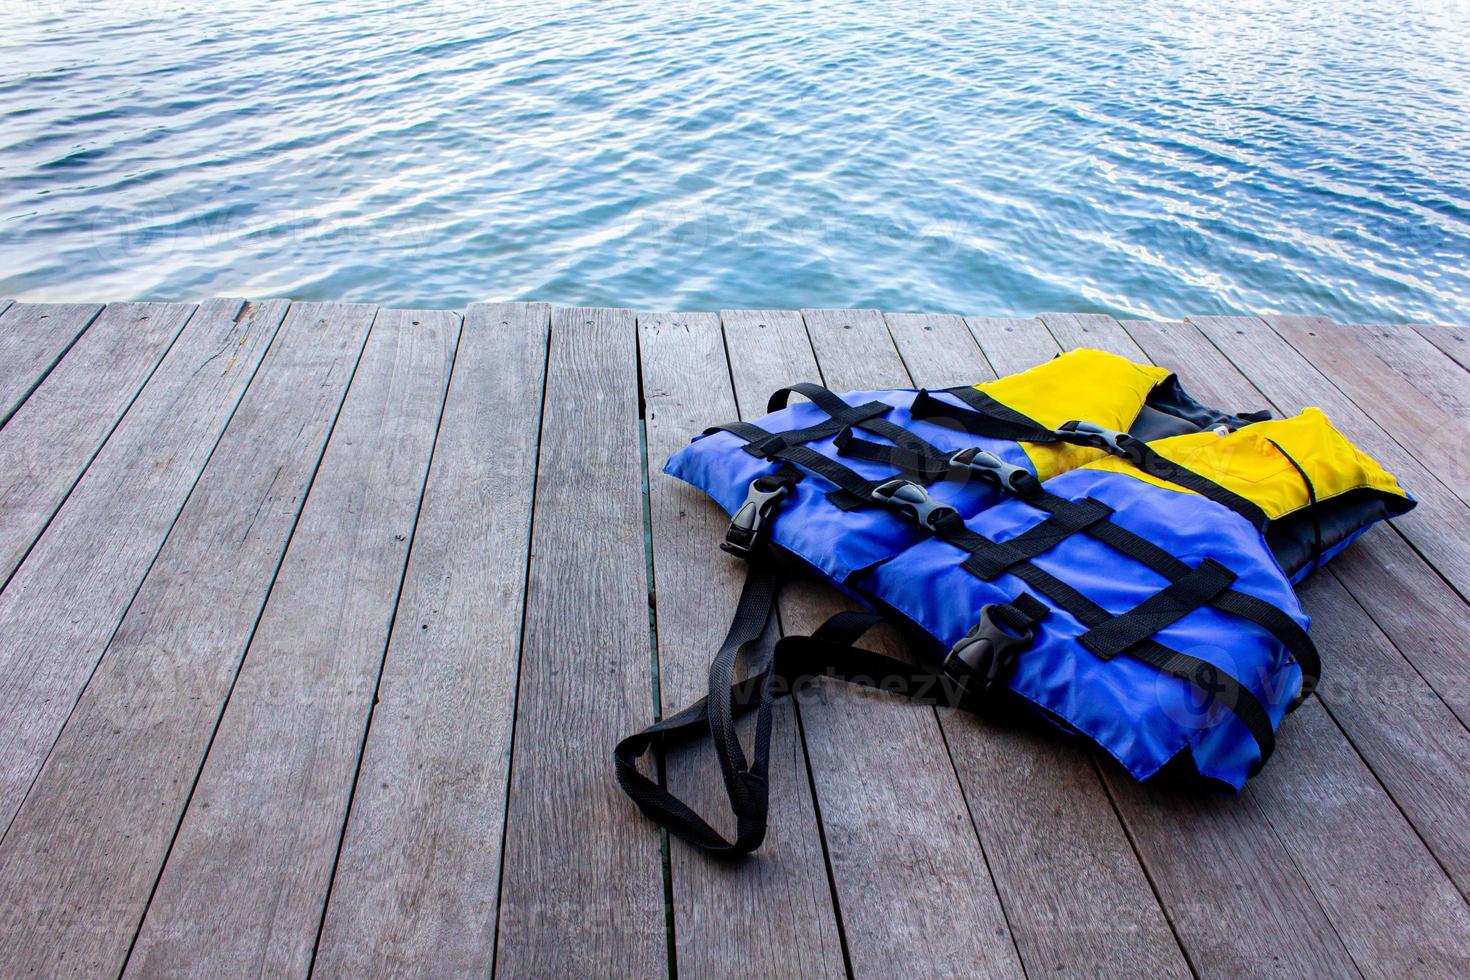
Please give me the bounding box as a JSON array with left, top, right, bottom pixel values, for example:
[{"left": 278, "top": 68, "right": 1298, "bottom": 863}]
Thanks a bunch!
[
  {"left": 947, "top": 448, "right": 1037, "bottom": 495},
  {"left": 1057, "top": 420, "right": 1140, "bottom": 460},
  {"left": 943, "top": 604, "right": 1036, "bottom": 701},
  {"left": 722, "top": 478, "right": 792, "bottom": 558},
  {"left": 871, "top": 479, "right": 959, "bottom": 531}
]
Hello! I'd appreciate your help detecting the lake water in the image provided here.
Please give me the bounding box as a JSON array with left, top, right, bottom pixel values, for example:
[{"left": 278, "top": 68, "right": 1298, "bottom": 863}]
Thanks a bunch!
[{"left": 2, "top": 0, "right": 1467, "bottom": 321}]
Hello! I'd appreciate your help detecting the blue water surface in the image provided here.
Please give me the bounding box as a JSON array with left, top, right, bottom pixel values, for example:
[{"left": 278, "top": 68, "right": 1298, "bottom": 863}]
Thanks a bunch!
[{"left": 1, "top": 0, "right": 1467, "bottom": 320}]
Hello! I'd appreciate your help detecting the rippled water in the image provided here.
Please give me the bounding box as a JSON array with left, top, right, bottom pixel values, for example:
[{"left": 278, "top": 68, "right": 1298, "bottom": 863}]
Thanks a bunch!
[{"left": 2, "top": 0, "right": 1468, "bottom": 320}]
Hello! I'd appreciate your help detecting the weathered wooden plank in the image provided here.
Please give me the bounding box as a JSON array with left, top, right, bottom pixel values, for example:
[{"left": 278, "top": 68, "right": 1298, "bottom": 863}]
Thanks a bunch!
[
  {"left": 639, "top": 310, "right": 845, "bottom": 978},
  {"left": 1190, "top": 315, "right": 1470, "bottom": 603},
  {"left": 0, "top": 301, "right": 102, "bottom": 427},
  {"left": 1326, "top": 531, "right": 1470, "bottom": 728},
  {"left": 722, "top": 309, "right": 821, "bottom": 411},
  {"left": 1038, "top": 312, "right": 1147, "bottom": 360},
  {"left": 1296, "top": 571, "right": 1470, "bottom": 895},
  {"left": 1247, "top": 698, "right": 1470, "bottom": 975},
  {"left": 970, "top": 317, "right": 1064, "bottom": 378},
  {"left": 764, "top": 306, "right": 1019, "bottom": 977},
  {"left": 123, "top": 308, "right": 456, "bottom": 978},
  {"left": 0, "top": 298, "right": 287, "bottom": 830},
  {"left": 0, "top": 301, "right": 195, "bottom": 587},
  {"left": 1181, "top": 321, "right": 1470, "bottom": 858},
  {"left": 887, "top": 311, "right": 1191, "bottom": 977},
  {"left": 1003, "top": 314, "right": 1355, "bottom": 975},
  {"left": 494, "top": 307, "right": 665, "bottom": 977},
  {"left": 1346, "top": 322, "right": 1470, "bottom": 422},
  {"left": 1120, "top": 317, "right": 1470, "bottom": 958},
  {"left": 0, "top": 299, "right": 13, "bottom": 317},
  {"left": 0, "top": 301, "right": 375, "bottom": 977},
  {"left": 883, "top": 312, "right": 983, "bottom": 387},
  {"left": 964, "top": 316, "right": 1057, "bottom": 373},
  {"left": 1413, "top": 323, "right": 1470, "bottom": 373},
  {"left": 1263, "top": 315, "right": 1470, "bottom": 509},
  {"left": 312, "top": 303, "right": 549, "bottom": 977}
]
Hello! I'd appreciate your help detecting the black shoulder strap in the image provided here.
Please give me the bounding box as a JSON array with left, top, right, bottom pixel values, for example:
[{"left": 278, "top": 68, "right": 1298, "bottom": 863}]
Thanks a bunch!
[
  {"left": 615, "top": 580, "right": 971, "bottom": 855},
  {"left": 910, "top": 387, "right": 1063, "bottom": 444},
  {"left": 614, "top": 545, "right": 1048, "bottom": 856}
]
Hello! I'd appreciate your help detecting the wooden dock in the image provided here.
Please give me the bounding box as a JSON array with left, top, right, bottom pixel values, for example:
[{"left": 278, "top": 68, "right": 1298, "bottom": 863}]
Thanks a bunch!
[{"left": 0, "top": 298, "right": 1467, "bottom": 977}]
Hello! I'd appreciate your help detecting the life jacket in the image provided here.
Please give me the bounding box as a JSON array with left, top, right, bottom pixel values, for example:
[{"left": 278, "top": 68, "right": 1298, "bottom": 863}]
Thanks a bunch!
[{"left": 615, "top": 352, "right": 1414, "bottom": 857}]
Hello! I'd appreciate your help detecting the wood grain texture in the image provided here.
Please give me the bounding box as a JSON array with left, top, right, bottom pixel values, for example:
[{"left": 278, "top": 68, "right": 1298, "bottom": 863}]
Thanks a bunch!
[
  {"left": 0, "top": 301, "right": 195, "bottom": 586},
  {"left": 1412, "top": 323, "right": 1470, "bottom": 372},
  {"left": 0, "top": 302, "right": 102, "bottom": 427},
  {"left": 0, "top": 301, "right": 375, "bottom": 978},
  {"left": 0, "top": 297, "right": 287, "bottom": 831},
  {"left": 493, "top": 307, "right": 666, "bottom": 978},
  {"left": 312, "top": 303, "right": 549, "bottom": 978},
  {"left": 124, "top": 309, "right": 457, "bottom": 979},
  {"left": 883, "top": 311, "right": 983, "bottom": 387},
  {"left": 1189, "top": 314, "right": 1470, "bottom": 601},
  {"left": 1347, "top": 322, "right": 1470, "bottom": 422},
  {"left": 965, "top": 317, "right": 1057, "bottom": 376},
  {"left": 1038, "top": 311, "right": 1148, "bottom": 360},
  {"left": 1297, "top": 570, "right": 1470, "bottom": 895},
  {"left": 965, "top": 316, "right": 1058, "bottom": 373},
  {"left": 0, "top": 297, "right": 1465, "bottom": 976},
  {"left": 1120, "top": 317, "right": 1470, "bottom": 965},
  {"left": 1248, "top": 698, "right": 1470, "bottom": 975},
  {"left": 1263, "top": 315, "right": 1470, "bottom": 509},
  {"left": 888, "top": 311, "right": 1191, "bottom": 978},
  {"left": 1325, "top": 530, "right": 1470, "bottom": 728},
  {"left": 640, "top": 310, "right": 845, "bottom": 979},
  {"left": 775, "top": 306, "right": 1023, "bottom": 978}
]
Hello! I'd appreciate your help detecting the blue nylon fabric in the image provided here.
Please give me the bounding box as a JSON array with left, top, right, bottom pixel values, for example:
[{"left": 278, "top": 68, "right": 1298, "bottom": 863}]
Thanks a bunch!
[
  {"left": 858, "top": 468, "right": 1309, "bottom": 789},
  {"left": 663, "top": 388, "right": 1036, "bottom": 584}
]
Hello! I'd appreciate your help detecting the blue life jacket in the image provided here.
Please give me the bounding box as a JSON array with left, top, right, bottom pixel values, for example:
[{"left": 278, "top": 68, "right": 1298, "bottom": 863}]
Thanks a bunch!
[{"left": 616, "top": 351, "right": 1413, "bottom": 857}]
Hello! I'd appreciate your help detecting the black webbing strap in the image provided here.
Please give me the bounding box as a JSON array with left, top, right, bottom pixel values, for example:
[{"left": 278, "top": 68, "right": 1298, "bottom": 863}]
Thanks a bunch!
[
  {"left": 762, "top": 444, "right": 883, "bottom": 510},
  {"left": 827, "top": 418, "right": 1308, "bottom": 758},
  {"left": 616, "top": 591, "right": 1044, "bottom": 856},
  {"left": 1128, "top": 441, "right": 1268, "bottom": 530},
  {"left": 833, "top": 425, "right": 950, "bottom": 483},
  {"left": 1078, "top": 559, "right": 1238, "bottom": 659},
  {"left": 766, "top": 382, "right": 949, "bottom": 467},
  {"left": 616, "top": 554, "right": 783, "bottom": 855},
  {"left": 766, "top": 381, "right": 858, "bottom": 415},
  {"left": 910, "top": 390, "right": 1269, "bottom": 533},
  {"left": 1049, "top": 498, "right": 1320, "bottom": 700},
  {"left": 956, "top": 498, "right": 1115, "bottom": 581},
  {"left": 1267, "top": 436, "right": 1324, "bottom": 578},
  {"left": 910, "top": 387, "right": 1063, "bottom": 443},
  {"left": 908, "top": 484, "right": 1282, "bottom": 765},
  {"left": 833, "top": 431, "right": 1044, "bottom": 501},
  {"left": 992, "top": 555, "right": 1278, "bottom": 767},
  {"left": 709, "top": 402, "right": 891, "bottom": 458}
]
